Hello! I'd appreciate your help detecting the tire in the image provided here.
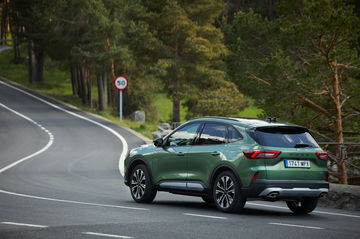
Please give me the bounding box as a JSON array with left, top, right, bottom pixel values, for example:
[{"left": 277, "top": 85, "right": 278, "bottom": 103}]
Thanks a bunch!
[
  {"left": 201, "top": 195, "right": 214, "bottom": 204},
  {"left": 213, "top": 171, "right": 246, "bottom": 213},
  {"left": 129, "top": 164, "right": 157, "bottom": 203},
  {"left": 286, "top": 198, "right": 318, "bottom": 214}
]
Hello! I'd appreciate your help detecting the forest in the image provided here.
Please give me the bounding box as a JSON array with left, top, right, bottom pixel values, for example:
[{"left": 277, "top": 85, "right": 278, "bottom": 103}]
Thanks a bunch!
[{"left": 1, "top": 0, "right": 360, "bottom": 184}]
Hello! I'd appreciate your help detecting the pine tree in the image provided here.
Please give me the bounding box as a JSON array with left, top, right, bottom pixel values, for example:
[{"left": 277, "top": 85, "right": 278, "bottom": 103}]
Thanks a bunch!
[
  {"left": 141, "top": 0, "right": 229, "bottom": 122},
  {"left": 225, "top": 0, "right": 360, "bottom": 184}
]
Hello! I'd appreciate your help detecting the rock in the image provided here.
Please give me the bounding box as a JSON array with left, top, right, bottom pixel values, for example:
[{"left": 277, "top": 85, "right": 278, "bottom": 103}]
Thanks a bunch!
[
  {"left": 160, "top": 123, "right": 171, "bottom": 130},
  {"left": 151, "top": 131, "right": 162, "bottom": 139},
  {"left": 152, "top": 122, "right": 173, "bottom": 139},
  {"left": 132, "top": 110, "right": 145, "bottom": 123},
  {"left": 319, "top": 183, "right": 360, "bottom": 210},
  {"left": 157, "top": 123, "right": 171, "bottom": 132}
]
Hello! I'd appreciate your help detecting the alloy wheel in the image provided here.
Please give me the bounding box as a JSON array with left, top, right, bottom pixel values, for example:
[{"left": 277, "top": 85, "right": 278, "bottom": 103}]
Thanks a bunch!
[
  {"left": 131, "top": 168, "right": 146, "bottom": 199},
  {"left": 215, "top": 175, "right": 235, "bottom": 209}
]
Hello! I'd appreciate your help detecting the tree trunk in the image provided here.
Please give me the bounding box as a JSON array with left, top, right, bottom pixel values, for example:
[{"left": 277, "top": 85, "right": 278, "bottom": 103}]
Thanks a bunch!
[
  {"left": 267, "top": 0, "right": 275, "bottom": 20},
  {"left": 13, "top": 35, "right": 20, "bottom": 64},
  {"left": 28, "top": 39, "right": 36, "bottom": 83},
  {"left": 78, "top": 65, "right": 86, "bottom": 103},
  {"left": 78, "top": 66, "right": 91, "bottom": 106},
  {"left": 172, "top": 78, "right": 181, "bottom": 122},
  {"left": 172, "top": 97, "right": 180, "bottom": 123},
  {"left": 97, "top": 71, "right": 108, "bottom": 111},
  {"left": 8, "top": 3, "right": 20, "bottom": 63},
  {"left": 1, "top": 0, "right": 6, "bottom": 45},
  {"left": 28, "top": 39, "right": 44, "bottom": 83},
  {"left": 172, "top": 37, "right": 181, "bottom": 123},
  {"left": 70, "top": 64, "right": 78, "bottom": 96},
  {"left": 331, "top": 60, "right": 347, "bottom": 184},
  {"left": 75, "top": 64, "right": 82, "bottom": 97},
  {"left": 86, "top": 72, "right": 92, "bottom": 107},
  {"left": 108, "top": 79, "right": 115, "bottom": 108},
  {"left": 35, "top": 44, "right": 44, "bottom": 83}
]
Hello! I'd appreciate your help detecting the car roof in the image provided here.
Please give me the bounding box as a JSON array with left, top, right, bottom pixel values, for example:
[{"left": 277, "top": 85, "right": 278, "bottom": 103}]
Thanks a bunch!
[{"left": 188, "top": 116, "right": 302, "bottom": 129}]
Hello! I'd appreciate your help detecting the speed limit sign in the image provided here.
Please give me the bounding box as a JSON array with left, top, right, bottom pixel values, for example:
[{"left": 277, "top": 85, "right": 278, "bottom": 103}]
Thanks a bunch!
[
  {"left": 113, "top": 75, "right": 128, "bottom": 121},
  {"left": 114, "top": 75, "right": 128, "bottom": 91}
]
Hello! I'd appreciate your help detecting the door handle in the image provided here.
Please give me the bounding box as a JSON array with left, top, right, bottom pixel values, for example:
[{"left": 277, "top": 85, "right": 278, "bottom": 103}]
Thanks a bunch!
[
  {"left": 211, "top": 151, "right": 220, "bottom": 156},
  {"left": 177, "top": 152, "right": 185, "bottom": 156}
]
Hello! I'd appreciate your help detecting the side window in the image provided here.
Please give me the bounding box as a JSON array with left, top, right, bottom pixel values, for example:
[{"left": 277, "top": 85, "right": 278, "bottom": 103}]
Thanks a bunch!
[
  {"left": 228, "top": 126, "right": 243, "bottom": 143},
  {"left": 167, "top": 123, "right": 200, "bottom": 146},
  {"left": 197, "top": 123, "right": 226, "bottom": 145}
]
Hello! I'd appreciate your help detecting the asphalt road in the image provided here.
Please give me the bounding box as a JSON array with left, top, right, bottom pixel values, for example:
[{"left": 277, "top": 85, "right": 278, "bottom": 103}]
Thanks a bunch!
[{"left": 0, "top": 79, "right": 359, "bottom": 239}]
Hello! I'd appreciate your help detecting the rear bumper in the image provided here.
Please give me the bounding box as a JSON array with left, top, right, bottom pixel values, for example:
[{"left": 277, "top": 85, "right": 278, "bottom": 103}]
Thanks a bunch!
[{"left": 241, "top": 180, "right": 329, "bottom": 199}]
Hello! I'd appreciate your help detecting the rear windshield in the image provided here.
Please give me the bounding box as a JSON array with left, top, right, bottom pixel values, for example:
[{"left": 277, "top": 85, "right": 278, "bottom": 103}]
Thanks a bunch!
[{"left": 247, "top": 127, "right": 319, "bottom": 148}]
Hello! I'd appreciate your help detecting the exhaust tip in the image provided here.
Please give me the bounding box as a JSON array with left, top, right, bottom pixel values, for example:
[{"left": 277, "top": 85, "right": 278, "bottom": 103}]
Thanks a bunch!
[{"left": 267, "top": 192, "right": 280, "bottom": 199}]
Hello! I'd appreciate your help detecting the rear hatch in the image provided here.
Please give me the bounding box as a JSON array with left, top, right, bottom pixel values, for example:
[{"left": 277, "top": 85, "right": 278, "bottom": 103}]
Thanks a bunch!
[{"left": 247, "top": 126, "right": 328, "bottom": 181}]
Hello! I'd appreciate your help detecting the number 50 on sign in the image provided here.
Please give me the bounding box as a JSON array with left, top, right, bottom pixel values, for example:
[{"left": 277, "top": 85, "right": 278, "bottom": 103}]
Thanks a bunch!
[
  {"left": 113, "top": 75, "right": 128, "bottom": 121},
  {"left": 114, "top": 75, "right": 128, "bottom": 91}
]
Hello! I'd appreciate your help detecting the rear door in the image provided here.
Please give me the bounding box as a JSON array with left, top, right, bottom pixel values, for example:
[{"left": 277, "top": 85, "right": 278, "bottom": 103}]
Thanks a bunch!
[
  {"left": 187, "top": 123, "right": 228, "bottom": 186},
  {"left": 249, "top": 126, "right": 327, "bottom": 181}
]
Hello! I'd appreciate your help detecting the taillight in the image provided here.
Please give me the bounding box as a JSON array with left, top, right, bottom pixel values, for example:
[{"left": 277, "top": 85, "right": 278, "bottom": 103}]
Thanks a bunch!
[
  {"left": 316, "top": 152, "right": 328, "bottom": 160},
  {"left": 324, "top": 172, "right": 329, "bottom": 182},
  {"left": 243, "top": 150, "right": 281, "bottom": 159}
]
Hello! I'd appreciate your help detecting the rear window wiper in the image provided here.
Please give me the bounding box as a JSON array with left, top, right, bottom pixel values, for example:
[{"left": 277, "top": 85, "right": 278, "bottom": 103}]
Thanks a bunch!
[{"left": 294, "top": 143, "right": 312, "bottom": 148}]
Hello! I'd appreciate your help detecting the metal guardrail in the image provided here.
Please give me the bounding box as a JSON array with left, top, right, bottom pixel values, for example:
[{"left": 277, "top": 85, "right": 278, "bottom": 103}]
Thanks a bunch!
[{"left": 318, "top": 142, "right": 360, "bottom": 145}]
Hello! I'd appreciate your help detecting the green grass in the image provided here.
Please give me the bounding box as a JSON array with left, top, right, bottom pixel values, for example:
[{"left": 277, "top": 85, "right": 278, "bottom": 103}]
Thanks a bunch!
[
  {"left": 0, "top": 46, "right": 263, "bottom": 139},
  {"left": 238, "top": 105, "right": 263, "bottom": 117},
  {"left": 153, "top": 94, "right": 263, "bottom": 121},
  {"left": 237, "top": 98, "right": 263, "bottom": 118},
  {"left": 0, "top": 48, "right": 156, "bottom": 139},
  {"left": 0, "top": 48, "right": 28, "bottom": 84},
  {"left": 154, "top": 93, "right": 188, "bottom": 122}
]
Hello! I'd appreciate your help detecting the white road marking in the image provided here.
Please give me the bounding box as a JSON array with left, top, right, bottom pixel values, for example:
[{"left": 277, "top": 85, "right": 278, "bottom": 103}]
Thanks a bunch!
[
  {"left": 0, "top": 189, "right": 149, "bottom": 211},
  {"left": 247, "top": 202, "right": 360, "bottom": 219},
  {"left": 269, "top": 222, "right": 324, "bottom": 230},
  {"left": 82, "top": 232, "right": 133, "bottom": 239},
  {"left": 313, "top": 210, "right": 360, "bottom": 218},
  {"left": 183, "top": 213, "right": 227, "bottom": 220},
  {"left": 1, "top": 221, "right": 48, "bottom": 228},
  {"left": 1, "top": 80, "right": 360, "bottom": 221},
  {"left": 0, "top": 80, "right": 128, "bottom": 176},
  {"left": 0, "top": 103, "right": 54, "bottom": 174}
]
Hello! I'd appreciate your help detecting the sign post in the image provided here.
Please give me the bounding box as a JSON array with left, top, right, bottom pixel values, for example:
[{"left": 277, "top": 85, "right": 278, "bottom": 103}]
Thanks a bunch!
[{"left": 114, "top": 75, "right": 128, "bottom": 121}]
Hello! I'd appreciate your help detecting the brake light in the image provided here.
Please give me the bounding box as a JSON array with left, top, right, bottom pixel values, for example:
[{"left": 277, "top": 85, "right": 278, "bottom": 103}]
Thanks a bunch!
[
  {"left": 316, "top": 152, "right": 328, "bottom": 160},
  {"left": 324, "top": 172, "right": 329, "bottom": 182},
  {"left": 243, "top": 150, "right": 281, "bottom": 159}
]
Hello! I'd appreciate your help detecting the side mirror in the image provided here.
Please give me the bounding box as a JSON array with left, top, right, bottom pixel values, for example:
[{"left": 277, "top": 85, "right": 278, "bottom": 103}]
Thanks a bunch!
[{"left": 153, "top": 138, "right": 164, "bottom": 147}]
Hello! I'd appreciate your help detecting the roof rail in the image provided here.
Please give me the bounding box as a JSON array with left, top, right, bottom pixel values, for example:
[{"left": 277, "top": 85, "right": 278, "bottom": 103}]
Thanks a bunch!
[
  {"left": 194, "top": 116, "right": 239, "bottom": 122},
  {"left": 194, "top": 116, "right": 282, "bottom": 124}
]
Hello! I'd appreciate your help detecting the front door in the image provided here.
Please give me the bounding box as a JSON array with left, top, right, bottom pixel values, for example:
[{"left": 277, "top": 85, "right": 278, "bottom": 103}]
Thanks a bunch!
[{"left": 153, "top": 122, "right": 201, "bottom": 184}]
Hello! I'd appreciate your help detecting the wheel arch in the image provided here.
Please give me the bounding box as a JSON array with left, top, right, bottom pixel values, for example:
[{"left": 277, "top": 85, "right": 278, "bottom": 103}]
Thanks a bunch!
[
  {"left": 209, "top": 165, "right": 243, "bottom": 191},
  {"left": 126, "top": 158, "right": 153, "bottom": 185}
]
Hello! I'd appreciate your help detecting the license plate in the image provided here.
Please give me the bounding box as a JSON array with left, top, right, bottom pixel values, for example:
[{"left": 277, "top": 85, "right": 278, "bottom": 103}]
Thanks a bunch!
[{"left": 284, "top": 160, "right": 310, "bottom": 168}]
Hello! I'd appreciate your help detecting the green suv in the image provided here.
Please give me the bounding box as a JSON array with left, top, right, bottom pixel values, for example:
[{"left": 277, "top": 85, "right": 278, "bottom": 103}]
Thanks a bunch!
[{"left": 124, "top": 117, "right": 329, "bottom": 214}]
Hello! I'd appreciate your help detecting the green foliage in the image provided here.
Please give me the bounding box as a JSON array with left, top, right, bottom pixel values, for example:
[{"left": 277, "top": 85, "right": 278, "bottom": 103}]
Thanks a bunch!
[
  {"left": 140, "top": 0, "right": 245, "bottom": 121},
  {"left": 0, "top": 47, "right": 71, "bottom": 95},
  {"left": 225, "top": 0, "right": 360, "bottom": 134},
  {"left": 6, "top": 0, "right": 257, "bottom": 124},
  {"left": 225, "top": 0, "right": 360, "bottom": 183},
  {"left": 185, "top": 80, "right": 247, "bottom": 119}
]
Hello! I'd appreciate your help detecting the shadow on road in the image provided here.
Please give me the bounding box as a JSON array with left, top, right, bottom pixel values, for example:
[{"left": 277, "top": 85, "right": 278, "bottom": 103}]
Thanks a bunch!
[{"left": 149, "top": 200, "right": 317, "bottom": 218}]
